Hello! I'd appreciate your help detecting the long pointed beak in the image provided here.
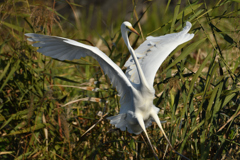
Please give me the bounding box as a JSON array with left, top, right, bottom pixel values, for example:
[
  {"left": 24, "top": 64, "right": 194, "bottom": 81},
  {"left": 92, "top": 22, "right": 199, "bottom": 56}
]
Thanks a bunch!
[{"left": 129, "top": 27, "right": 140, "bottom": 36}]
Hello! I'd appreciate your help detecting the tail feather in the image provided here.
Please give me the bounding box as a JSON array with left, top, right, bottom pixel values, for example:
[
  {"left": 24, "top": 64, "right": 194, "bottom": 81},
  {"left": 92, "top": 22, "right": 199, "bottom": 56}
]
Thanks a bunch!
[
  {"left": 107, "top": 113, "right": 128, "bottom": 131},
  {"left": 107, "top": 106, "right": 165, "bottom": 135},
  {"left": 107, "top": 113, "right": 144, "bottom": 134}
]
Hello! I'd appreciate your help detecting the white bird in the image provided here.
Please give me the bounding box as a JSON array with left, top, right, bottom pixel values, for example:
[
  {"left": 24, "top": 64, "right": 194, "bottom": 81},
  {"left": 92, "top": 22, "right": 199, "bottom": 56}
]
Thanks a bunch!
[{"left": 25, "top": 21, "right": 194, "bottom": 159}]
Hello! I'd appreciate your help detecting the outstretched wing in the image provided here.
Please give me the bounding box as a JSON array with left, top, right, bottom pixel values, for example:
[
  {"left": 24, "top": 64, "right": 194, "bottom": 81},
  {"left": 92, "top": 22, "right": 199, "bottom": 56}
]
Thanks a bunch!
[
  {"left": 25, "top": 33, "right": 133, "bottom": 107},
  {"left": 124, "top": 21, "right": 194, "bottom": 85}
]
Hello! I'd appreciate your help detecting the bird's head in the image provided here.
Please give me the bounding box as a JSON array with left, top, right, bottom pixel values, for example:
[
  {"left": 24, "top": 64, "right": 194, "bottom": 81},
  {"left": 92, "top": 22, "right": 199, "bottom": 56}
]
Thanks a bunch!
[{"left": 121, "top": 21, "right": 139, "bottom": 36}]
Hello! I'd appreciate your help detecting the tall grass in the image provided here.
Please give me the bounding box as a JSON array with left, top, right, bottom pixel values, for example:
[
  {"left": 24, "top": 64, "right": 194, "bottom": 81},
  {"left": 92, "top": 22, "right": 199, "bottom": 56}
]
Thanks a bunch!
[{"left": 0, "top": 0, "right": 239, "bottom": 159}]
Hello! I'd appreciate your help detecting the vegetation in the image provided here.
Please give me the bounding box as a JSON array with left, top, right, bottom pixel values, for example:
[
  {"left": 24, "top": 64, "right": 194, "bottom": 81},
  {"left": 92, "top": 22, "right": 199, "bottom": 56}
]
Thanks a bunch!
[{"left": 0, "top": 0, "right": 239, "bottom": 159}]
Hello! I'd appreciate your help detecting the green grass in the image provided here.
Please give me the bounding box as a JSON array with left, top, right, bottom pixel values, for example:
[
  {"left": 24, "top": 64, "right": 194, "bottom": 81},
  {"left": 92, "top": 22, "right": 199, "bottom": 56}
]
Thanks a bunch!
[{"left": 0, "top": 0, "right": 240, "bottom": 159}]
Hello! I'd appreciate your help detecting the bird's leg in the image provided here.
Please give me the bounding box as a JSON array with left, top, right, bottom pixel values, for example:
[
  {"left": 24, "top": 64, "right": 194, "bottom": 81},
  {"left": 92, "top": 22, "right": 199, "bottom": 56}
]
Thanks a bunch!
[
  {"left": 135, "top": 114, "right": 159, "bottom": 160},
  {"left": 151, "top": 113, "right": 174, "bottom": 149},
  {"left": 151, "top": 112, "right": 190, "bottom": 160}
]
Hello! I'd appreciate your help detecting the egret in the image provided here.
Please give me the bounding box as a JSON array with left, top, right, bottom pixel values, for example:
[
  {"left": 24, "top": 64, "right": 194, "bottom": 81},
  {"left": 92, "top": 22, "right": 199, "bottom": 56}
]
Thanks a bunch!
[{"left": 25, "top": 21, "right": 194, "bottom": 159}]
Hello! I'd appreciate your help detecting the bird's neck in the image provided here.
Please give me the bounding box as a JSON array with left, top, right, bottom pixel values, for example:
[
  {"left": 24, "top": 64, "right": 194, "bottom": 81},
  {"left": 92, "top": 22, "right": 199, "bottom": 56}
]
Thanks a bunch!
[{"left": 123, "top": 32, "right": 150, "bottom": 90}]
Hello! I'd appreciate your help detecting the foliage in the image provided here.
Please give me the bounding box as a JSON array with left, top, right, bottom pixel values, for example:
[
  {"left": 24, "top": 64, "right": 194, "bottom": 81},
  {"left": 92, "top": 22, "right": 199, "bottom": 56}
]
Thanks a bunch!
[{"left": 0, "top": 0, "right": 240, "bottom": 159}]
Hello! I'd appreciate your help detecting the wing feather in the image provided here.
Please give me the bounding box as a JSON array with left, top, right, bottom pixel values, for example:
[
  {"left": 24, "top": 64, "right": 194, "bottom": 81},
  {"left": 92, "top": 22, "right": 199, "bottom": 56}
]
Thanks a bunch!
[
  {"left": 124, "top": 21, "right": 194, "bottom": 85},
  {"left": 25, "top": 33, "right": 134, "bottom": 107}
]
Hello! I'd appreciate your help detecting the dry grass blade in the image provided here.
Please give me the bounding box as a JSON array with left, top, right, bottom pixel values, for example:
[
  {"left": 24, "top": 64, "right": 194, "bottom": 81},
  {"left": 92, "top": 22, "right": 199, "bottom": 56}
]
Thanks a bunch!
[
  {"left": 81, "top": 113, "right": 108, "bottom": 138},
  {"left": 50, "top": 84, "right": 99, "bottom": 91},
  {"left": 61, "top": 97, "right": 103, "bottom": 107},
  {"left": 217, "top": 110, "right": 240, "bottom": 132}
]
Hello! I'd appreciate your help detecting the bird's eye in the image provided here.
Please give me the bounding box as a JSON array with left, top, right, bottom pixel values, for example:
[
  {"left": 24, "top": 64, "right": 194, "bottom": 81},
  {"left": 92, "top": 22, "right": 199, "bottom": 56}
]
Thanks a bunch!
[{"left": 126, "top": 26, "right": 129, "bottom": 29}]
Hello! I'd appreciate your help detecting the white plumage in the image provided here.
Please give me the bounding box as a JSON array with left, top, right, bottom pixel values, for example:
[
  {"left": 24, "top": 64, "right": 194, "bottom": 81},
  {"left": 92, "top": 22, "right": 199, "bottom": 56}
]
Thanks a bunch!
[
  {"left": 25, "top": 21, "right": 194, "bottom": 158},
  {"left": 125, "top": 21, "right": 194, "bottom": 85}
]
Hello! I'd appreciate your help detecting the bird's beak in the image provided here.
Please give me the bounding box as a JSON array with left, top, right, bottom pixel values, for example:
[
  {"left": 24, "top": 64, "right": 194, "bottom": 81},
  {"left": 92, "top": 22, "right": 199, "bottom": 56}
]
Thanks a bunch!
[{"left": 129, "top": 27, "right": 140, "bottom": 36}]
